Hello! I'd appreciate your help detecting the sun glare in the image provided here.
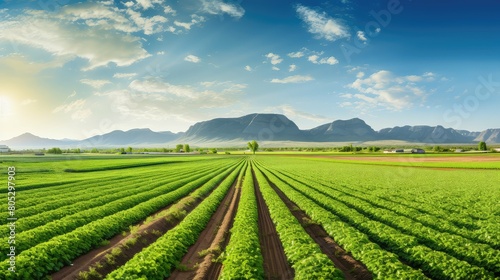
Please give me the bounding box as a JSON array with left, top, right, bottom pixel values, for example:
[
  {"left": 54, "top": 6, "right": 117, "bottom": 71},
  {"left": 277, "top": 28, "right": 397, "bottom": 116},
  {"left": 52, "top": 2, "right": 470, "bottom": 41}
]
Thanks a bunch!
[{"left": 0, "top": 95, "right": 13, "bottom": 119}]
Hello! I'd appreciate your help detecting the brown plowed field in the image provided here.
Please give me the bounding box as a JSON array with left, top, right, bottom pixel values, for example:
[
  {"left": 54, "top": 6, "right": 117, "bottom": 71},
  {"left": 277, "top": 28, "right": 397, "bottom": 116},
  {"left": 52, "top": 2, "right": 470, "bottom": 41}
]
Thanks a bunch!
[
  {"left": 314, "top": 155, "right": 500, "bottom": 162},
  {"left": 253, "top": 170, "right": 294, "bottom": 280}
]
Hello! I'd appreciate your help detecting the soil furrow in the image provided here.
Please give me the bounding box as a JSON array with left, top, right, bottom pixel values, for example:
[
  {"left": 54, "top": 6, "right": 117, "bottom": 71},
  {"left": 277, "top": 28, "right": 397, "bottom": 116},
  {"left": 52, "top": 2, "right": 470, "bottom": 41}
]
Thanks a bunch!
[
  {"left": 266, "top": 171, "right": 373, "bottom": 280},
  {"left": 253, "top": 169, "right": 294, "bottom": 280},
  {"left": 168, "top": 176, "right": 241, "bottom": 280}
]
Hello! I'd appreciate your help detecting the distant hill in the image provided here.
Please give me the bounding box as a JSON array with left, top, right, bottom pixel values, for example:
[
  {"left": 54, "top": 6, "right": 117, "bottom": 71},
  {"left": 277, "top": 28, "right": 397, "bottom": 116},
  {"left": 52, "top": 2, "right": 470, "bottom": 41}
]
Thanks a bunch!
[
  {"left": 307, "top": 118, "right": 378, "bottom": 141},
  {"left": 474, "top": 129, "right": 500, "bottom": 143},
  {"left": 81, "top": 128, "right": 182, "bottom": 147},
  {"left": 0, "top": 133, "right": 77, "bottom": 148},
  {"left": 1, "top": 113, "right": 498, "bottom": 149},
  {"left": 378, "top": 125, "right": 476, "bottom": 144},
  {"left": 180, "top": 114, "right": 304, "bottom": 142}
]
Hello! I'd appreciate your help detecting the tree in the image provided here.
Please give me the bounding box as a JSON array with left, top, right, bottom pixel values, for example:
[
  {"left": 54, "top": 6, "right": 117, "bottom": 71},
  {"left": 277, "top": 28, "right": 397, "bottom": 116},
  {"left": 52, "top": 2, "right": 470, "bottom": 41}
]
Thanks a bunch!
[
  {"left": 127, "top": 146, "right": 133, "bottom": 153},
  {"left": 47, "top": 147, "right": 63, "bottom": 154},
  {"left": 248, "top": 140, "right": 259, "bottom": 154},
  {"left": 183, "top": 144, "right": 190, "bottom": 153},
  {"left": 175, "top": 144, "right": 183, "bottom": 152},
  {"left": 478, "top": 141, "right": 487, "bottom": 151}
]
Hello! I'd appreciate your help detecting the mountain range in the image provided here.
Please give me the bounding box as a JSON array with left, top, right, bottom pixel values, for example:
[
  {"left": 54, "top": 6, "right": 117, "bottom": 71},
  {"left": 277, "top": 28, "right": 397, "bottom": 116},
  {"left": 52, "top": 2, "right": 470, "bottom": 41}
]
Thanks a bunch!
[{"left": 1, "top": 113, "right": 498, "bottom": 149}]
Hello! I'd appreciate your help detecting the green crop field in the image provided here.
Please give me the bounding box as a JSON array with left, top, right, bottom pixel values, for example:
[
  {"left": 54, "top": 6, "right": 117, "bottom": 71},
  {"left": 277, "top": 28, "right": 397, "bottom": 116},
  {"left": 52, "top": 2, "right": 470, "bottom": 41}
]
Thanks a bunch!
[{"left": 1, "top": 154, "right": 499, "bottom": 279}]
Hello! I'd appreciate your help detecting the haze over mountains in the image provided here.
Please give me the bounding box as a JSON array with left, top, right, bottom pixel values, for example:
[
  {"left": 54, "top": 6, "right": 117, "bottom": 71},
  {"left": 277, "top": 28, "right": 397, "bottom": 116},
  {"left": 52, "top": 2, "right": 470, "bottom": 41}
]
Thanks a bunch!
[{"left": 1, "top": 113, "right": 498, "bottom": 149}]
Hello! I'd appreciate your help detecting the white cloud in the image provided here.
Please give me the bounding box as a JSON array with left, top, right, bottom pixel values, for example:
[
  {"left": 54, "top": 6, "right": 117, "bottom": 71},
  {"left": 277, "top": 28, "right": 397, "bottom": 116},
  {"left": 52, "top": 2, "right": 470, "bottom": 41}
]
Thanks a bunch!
[
  {"left": 320, "top": 57, "right": 338, "bottom": 65},
  {"left": 126, "top": 9, "right": 168, "bottom": 35},
  {"left": 308, "top": 55, "right": 338, "bottom": 65},
  {"left": 184, "top": 54, "right": 201, "bottom": 63},
  {"left": 135, "top": 0, "right": 164, "bottom": 10},
  {"left": 80, "top": 79, "right": 112, "bottom": 89},
  {"left": 174, "top": 14, "right": 205, "bottom": 30},
  {"left": 96, "top": 78, "right": 246, "bottom": 120},
  {"left": 308, "top": 55, "right": 320, "bottom": 64},
  {"left": 356, "top": 72, "right": 365, "bottom": 78},
  {"left": 357, "top": 31, "right": 367, "bottom": 41},
  {"left": 296, "top": 4, "right": 349, "bottom": 42},
  {"left": 288, "top": 51, "right": 304, "bottom": 58},
  {"left": 113, "top": 73, "right": 137, "bottom": 79},
  {"left": 289, "top": 64, "right": 297, "bottom": 72},
  {"left": 346, "top": 70, "right": 432, "bottom": 110},
  {"left": 53, "top": 99, "right": 92, "bottom": 121},
  {"left": 163, "top": 5, "right": 176, "bottom": 15},
  {"left": 272, "top": 66, "right": 280, "bottom": 71},
  {"left": 271, "top": 75, "right": 314, "bottom": 84},
  {"left": 0, "top": 4, "right": 150, "bottom": 71},
  {"left": 244, "top": 65, "right": 252, "bottom": 71},
  {"left": 157, "top": 51, "right": 165, "bottom": 55},
  {"left": 200, "top": 0, "right": 245, "bottom": 18},
  {"left": 265, "top": 53, "right": 283, "bottom": 65}
]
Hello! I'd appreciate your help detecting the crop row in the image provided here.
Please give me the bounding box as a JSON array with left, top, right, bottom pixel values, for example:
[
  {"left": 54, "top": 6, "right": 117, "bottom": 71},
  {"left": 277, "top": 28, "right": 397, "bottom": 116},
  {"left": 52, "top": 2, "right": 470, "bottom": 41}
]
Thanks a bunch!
[
  {"left": 105, "top": 160, "right": 243, "bottom": 279},
  {"left": 219, "top": 163, "right": 264, "bottom": 279},
  {"left": 0, "top": 158, "right": 243, "bottom": 279},
  {"left": 258, "top": 162, "right": 495, "bottom": 279},
  {"left": 4, "top": 163, "right": 218, "bottom": 232},
  {"left": 252, "top": 163, "right": 345, "bottom": 279},
  {"left": 252, "top": 161, "right": 427, "bottom": 279},
  {"left": 0, "top": 160, "right": 233, "bottom": 259},
  {"left": 293, "top": 166, "right": 500, "bottom": 249},
  {"left": 278, "top": 169, "right": 500, "bottom": 274},
  {"left": 15, "top": 159, "right": 216, "bottom": 207},
  {"left": 278, "top": 157, "right": 499, "bottom": 245}
]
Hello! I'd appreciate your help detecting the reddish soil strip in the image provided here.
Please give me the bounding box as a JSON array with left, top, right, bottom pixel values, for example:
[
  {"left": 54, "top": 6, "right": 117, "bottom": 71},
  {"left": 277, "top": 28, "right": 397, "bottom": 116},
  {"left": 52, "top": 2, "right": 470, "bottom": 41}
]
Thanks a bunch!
[
  {"left": 168, "top": 179, "right": 241, "bottom": 280},
  {"left": 311, "top": 155, "right": 500, "bottom": 163},
  {"left": 267, "top": 175, "right": 373, "bottom": 280},
  {"left": 253, "top": 170, "right": 294, "bottom": 280},
  {"left": 52, "top": 186, "right": 217, "bottom": 280}
]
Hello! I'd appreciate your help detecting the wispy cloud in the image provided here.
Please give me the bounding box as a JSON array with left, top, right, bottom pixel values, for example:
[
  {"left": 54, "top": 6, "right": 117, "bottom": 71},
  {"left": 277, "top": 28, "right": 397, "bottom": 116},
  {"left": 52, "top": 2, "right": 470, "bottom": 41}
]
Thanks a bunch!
[
  {"left": 0, "top": 3, "right": 151, "bottom": 71},
  {"left": 80, "top": 79, "right": 112, "bottom": 89},
  {"left": 184, "top": 54, "right": 201, "bottom": 63},
  {"left": 95, "top": 78, "right": 246, "bottom": 121},
  {"left": 289, "top": 64, "right": 297, "bottom": 72},
  {"left": 288, "top": 51, "right": 305, "bottom": 58},
  {"left": 53, "top": 99, "right": 92, "bottom": 121},
  {"left": 271, "top": 75, "right": 314, "bottom": 84},
  {"left": 244, "top": 65, "right": 252, "bottom": 71},
  {"left": 296, "top": 4, "right": 349, "bottom": 42},
  {"left": 114, "top": 73, "right": 137, "bottom": 79},
  {"left": 200, "top": 0, "right": 245, "bottom": 19},
  {"left": 174, "top": 14, "right": 205, "bottom": 30}
]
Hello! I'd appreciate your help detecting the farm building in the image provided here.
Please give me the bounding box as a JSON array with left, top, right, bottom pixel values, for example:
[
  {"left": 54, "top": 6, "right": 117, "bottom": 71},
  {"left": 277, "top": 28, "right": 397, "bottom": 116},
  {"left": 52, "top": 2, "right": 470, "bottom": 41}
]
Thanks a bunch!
[
  {"left": 411, "top": 149, "right": 425, "bottom": 154},
  {"left": 0, "top": 145, "right": 10, "bottom": 153}
]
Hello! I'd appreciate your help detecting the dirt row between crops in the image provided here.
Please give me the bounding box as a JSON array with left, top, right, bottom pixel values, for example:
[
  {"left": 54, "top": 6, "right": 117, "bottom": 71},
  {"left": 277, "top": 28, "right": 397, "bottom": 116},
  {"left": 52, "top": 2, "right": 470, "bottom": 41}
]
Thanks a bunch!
[
  {"left": 168, "top": 177, "right": 241, "bottom": 279},
  {"left": 51, "top": 177, "right": 233, "bottom": 280},
  {"left": 258, "top": 169, "right": 372, "bottom": 280},
  {"left": 253, "top": 169, "right": 295, "bottom": 280}
]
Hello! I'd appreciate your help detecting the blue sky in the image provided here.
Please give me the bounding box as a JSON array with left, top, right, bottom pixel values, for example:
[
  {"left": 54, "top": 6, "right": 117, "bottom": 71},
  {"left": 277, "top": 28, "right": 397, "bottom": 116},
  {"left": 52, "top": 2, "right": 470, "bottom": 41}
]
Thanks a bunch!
[{"left": 0, "top": 0, "right": 499, "bottom": 140}]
